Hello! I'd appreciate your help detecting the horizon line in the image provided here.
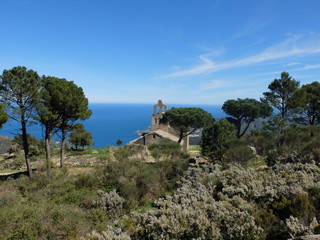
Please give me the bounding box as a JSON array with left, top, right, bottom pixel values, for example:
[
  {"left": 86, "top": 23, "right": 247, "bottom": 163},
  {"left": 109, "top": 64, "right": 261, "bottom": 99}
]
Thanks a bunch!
[{"left": 89, "top": 101, "right": 224, "bottom": 106}]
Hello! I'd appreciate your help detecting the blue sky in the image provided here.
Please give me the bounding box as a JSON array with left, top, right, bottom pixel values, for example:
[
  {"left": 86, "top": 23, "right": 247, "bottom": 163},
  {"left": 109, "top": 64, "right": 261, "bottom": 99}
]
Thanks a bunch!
[{"left": 1, "top": 0, "right": 320, "bottom": 105}]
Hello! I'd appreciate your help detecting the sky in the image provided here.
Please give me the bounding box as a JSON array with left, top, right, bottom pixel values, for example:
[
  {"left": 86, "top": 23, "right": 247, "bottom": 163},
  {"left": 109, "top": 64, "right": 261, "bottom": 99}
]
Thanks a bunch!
[{"left": 1, "top": 0, "right": 320, "bottom": 105}]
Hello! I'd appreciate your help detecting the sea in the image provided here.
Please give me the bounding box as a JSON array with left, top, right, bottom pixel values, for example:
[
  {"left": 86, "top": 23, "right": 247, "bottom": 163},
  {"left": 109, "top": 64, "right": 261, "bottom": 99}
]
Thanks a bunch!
[{"left": 0, "top": 103, "right": 225, "bottom": 148}]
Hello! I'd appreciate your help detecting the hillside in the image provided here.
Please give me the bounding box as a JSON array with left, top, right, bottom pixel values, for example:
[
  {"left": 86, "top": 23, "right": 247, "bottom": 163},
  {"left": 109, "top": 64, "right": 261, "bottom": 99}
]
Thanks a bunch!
[
  {"left": 0, "top": 135, "right": 12, "bottom": 155},
  {"left": 1, "top": 123, "right": 320, "bottom": 239}
]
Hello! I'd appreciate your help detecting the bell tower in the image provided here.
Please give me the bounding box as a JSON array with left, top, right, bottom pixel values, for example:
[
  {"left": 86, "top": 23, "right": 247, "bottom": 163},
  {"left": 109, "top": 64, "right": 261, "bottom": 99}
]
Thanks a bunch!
[{"left": 151, "top": 100, "right": 167, "bottom": 131}]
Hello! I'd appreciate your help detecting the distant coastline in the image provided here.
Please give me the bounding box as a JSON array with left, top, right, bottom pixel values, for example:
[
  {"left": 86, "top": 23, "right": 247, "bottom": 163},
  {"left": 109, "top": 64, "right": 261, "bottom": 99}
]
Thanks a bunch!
[{"left": 0, "top": 103, "right": 225, "bottom": 148}]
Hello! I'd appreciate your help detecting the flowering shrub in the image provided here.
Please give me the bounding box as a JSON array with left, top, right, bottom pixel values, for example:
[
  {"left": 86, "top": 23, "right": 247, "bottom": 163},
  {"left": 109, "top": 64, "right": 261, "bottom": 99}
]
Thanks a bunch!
[
  {"left": 84, "top": 162, "right": 320, "bottom": 239},
  {"left": 94, "top": 190, "right": 125, "bottom": 216},
  {"left": 82, "top": 227, "right": 131, "bottom": 240}
]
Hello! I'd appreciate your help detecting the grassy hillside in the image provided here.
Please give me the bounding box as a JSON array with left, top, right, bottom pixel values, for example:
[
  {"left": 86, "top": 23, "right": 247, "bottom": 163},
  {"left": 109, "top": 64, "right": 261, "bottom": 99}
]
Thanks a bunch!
[
  {"left": 0, "top": 139, "right": 189, "bottom": 240},
  {"left": 1, "top": 125, "right": 320, "bottom": 239}
]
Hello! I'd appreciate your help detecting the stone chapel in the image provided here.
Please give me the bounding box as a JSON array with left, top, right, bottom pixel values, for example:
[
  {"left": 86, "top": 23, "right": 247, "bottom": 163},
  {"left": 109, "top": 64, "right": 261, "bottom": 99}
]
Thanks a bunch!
[{"left": 129, "top": 100, "right": 189, "bottom": 150}]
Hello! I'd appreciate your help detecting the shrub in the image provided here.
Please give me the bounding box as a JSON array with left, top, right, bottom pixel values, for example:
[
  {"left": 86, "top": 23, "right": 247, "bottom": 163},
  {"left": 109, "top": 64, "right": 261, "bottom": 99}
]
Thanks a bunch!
[
  {"left": 83, "top": 227, "right": 131, "bottom": 240},
  {"left": 94, "top": 190, "right": 125, "bottom": 216},
  {"left": 75, "top": 173, "right": 100, "bottom": 189},
  {"left": 200, "top": 119, "right": 236, "bottom": 161},
  {"left": 148, "top": 138, "right": 188, "bottom": 161},
  {"left": 93, "top": 162, "right": 320, "bottom": 239},
  {"left": 113, "top": 148, "right": 133, "bottom": 161},
  {"left": 100, "top": 156, "right": 188, "bottom": 208},
  {"left": 266, "top": 125, "right": 320, "bottom": 166},
  {"left": 223, "top": 139, "right": 255, "bottom": 164}
]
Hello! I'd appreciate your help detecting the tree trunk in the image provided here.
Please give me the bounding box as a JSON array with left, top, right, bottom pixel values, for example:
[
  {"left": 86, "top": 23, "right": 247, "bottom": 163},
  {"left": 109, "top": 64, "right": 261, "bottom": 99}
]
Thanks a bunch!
[
  {"left": 45, "top": 126, "right": 52, "bottom": 176},
  {"left": 21, "top": 117, "right": 33, "bottom": 177},
  {"left": 236, "top": 118, "right": 242, "bottom": 138},
  {"left": 178, "top": 130, "right": 184, "bottom": 143},
  {"left": 60, "top": 129, "right": 66, "bottom": 168},
  {"left": 239, "top": 118, "right": 254, "bottom": 138}
]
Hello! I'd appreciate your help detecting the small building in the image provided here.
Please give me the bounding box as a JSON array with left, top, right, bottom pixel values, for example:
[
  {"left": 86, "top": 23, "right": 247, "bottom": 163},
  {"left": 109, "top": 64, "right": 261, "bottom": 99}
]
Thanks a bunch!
[{"left": 129, "top": 100, "right": 189, "bottom": 150}]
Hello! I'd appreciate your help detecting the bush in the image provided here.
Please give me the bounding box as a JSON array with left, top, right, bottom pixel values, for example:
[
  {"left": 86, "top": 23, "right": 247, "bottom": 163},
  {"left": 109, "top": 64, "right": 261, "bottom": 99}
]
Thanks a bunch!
[
  {"left": 148, "top": 138, "right": 188, "bottom": 161},
  {"left": 0, "top": 168, "right": 110, "bottom": 239},
  {"left": 100, "top": 157, "right": 188, "bottom": 208},
  {"left": 223, "top": 139, "right": 255, "bottom": 164},
  {"left": 11, "top": 134, "right": 44, "bottom": 157},
  {"left": 200, "top": 119, "right": 236, "bottom": 161},
  {"left": 93, "top": 162, "right": 320, "bottom": 239},
  {"left": 113, "top": 148, "right": 133, "bottom": 161},
  {"left": 0, "top": 201, "right": 91, "bottom": 239},
  {"left": 83, "top": 227, "right": 131, "bottom": 240},
  {"left": 265, "top": 125, "right": 320, "bottom": 166},
  {"left": 94, "top": 190, "right": 125, "bottom": 216}
]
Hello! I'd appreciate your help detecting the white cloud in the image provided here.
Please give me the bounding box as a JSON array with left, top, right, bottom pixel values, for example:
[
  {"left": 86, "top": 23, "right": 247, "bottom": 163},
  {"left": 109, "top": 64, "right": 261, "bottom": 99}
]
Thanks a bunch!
[
  {"left": 229, "top": 18, "right": 273, "bottom": 41},
  {"left": 284, "top": 62, "right": 301, "bottom": 67},
  {"left": 253, "top": 71, "right": 282, "bottom": 77},
  {"left": 201, "top": 79, "right": 233, "bottom": 90},
  {"left": 160, "top": 34, "right": 320, "bottom": 79},
  {"left": 293, "top": 64, "right": 320, "bottom": 71},
  {"left": 245, "top": 38, "right": 265, "bottom": 48}
]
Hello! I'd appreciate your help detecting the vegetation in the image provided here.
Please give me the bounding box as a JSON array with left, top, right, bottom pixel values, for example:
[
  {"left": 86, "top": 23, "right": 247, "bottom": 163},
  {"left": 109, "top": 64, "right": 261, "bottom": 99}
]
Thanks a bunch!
[
  {"left": 84, "top": 162, "right": 320, "bottom": 240},
  {"left": 262, "top": 71, "right": 300, "bottom": 119},
  {"left": 0, "top": 105, "right": 8, "bottom": 129},
  {"left": 37, "top": 76, "right": 65, "bottom": 174},
  {"left": 0, "top": 66, "right": 92, "bottom": 176},
  {"left": 0, "top": 66, "right": 41, "bottom": 177},
  {"left": 11, "top": 134, "right": 44, "bottom": 158},
  {"left": 54, "top": 80, "right": 92, "bottom": 167},
  {"left": 162, "top": 107, "right": 214, "bottom": 142},
  {"left": 38, "top": 76, "right": 92, "bottom": 167},
  {"left": 290, "top": 81, "right": 320, "bottom": 125},
  {"left": 69, "top": 123, "right": 93, "bottom": 150},
  {"left": 0, "top": 143, "right": 189, "bottom": 239},
  {"left": 148, "top": 138, "right": 189, "bottom": 161},
  {"left": 200, "top": 119, "right": 236, "bottom": 161},
  {"left": 2, "top": 69, "right": 320, "bottom": 239},
  {"left": 116, "top": 139, "right": 123, "bottom": 146},
  {"left": 222, "top": 98, "right": 272, "bottom": 138}
]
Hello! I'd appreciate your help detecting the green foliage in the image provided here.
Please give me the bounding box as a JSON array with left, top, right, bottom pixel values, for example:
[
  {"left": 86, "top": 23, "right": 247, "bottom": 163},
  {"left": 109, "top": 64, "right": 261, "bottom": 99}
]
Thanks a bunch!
[
  {"left": 0, "top": 201, "right": 94, "bottom": 240},
  {"left": 40, "top": 76, "right": 92, "bottom": 126},
  {"left": 40, "top": 76, "right": 92, "bottom": 167},
  {"left": 119, "top": 162, "right": 320, "bottom": 239},
  {"left": 265, "top": 125, "right": 320, "bottom": 166},
  {"left": 200, "top": 123, "right": 255, "bottom": 165},
  {"left": 223, "top": 138, "right": 256, "bottom": 164},
  {"left": 100, "top": 157, "right": 188, "bottom": 208},
  {"left": 0, "top": 66, "right": 42, "bottom": 177},
  {"left": 162, "top": 107, "right": 214, "bottom": 142},
  {"left": 314, "top": 224, "right": 320, "bottom": 234},
  {"left": 37, "top": 76, "right": 69, "bottom": 173},
  {"left": 37, "top": 76, "right": 66, "bottom": 131},
  {"left": 201, "top": 119, "right": 236, "bottom": 161},
  {"left": 116, "top": 139, "right": 123, "bottom": 146},
  {"left": 255, "top": 206, "right": 279, "bottom": 239},
  {"left": 262, "top": 71, "right": 300, "bottom": 119},
  {"left": 290, "top": 81, "right": 320, "bottom": 125},
  {"left": 0, "top": 104, "right": 7, "bottom": 129},
  {"left": 148, "top": 138, "right": 188, "bottom": 161},
  {"left": 69, "top": 123, "right": 93, "bottom": 149},
  {"left": 222, "top": 98, "right": 272, "bottom": 138},
  {"left": 0, "top": 169, "right": 109, "bottom": 240},
  {"left": 308, "top": 187, "right": 320, "bottom": 220},
  {"left": 0, "top": 66, "right": 41, "bottom": 114},
  {"left": 113, "top": 147, "right": 133, "bottom": 161},
  {"left": 11, "top": 134, "right": 44, "bottom": 157},
  {"left": 248, "top": 115, "right": 287, "bottom": 155}
]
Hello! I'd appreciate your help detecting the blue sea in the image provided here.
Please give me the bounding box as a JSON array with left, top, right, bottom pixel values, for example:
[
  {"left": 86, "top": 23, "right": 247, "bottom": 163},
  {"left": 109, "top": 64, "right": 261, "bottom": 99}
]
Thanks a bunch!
[{"left": 0, "top": 103, "right": 225, "bottom": 148}]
